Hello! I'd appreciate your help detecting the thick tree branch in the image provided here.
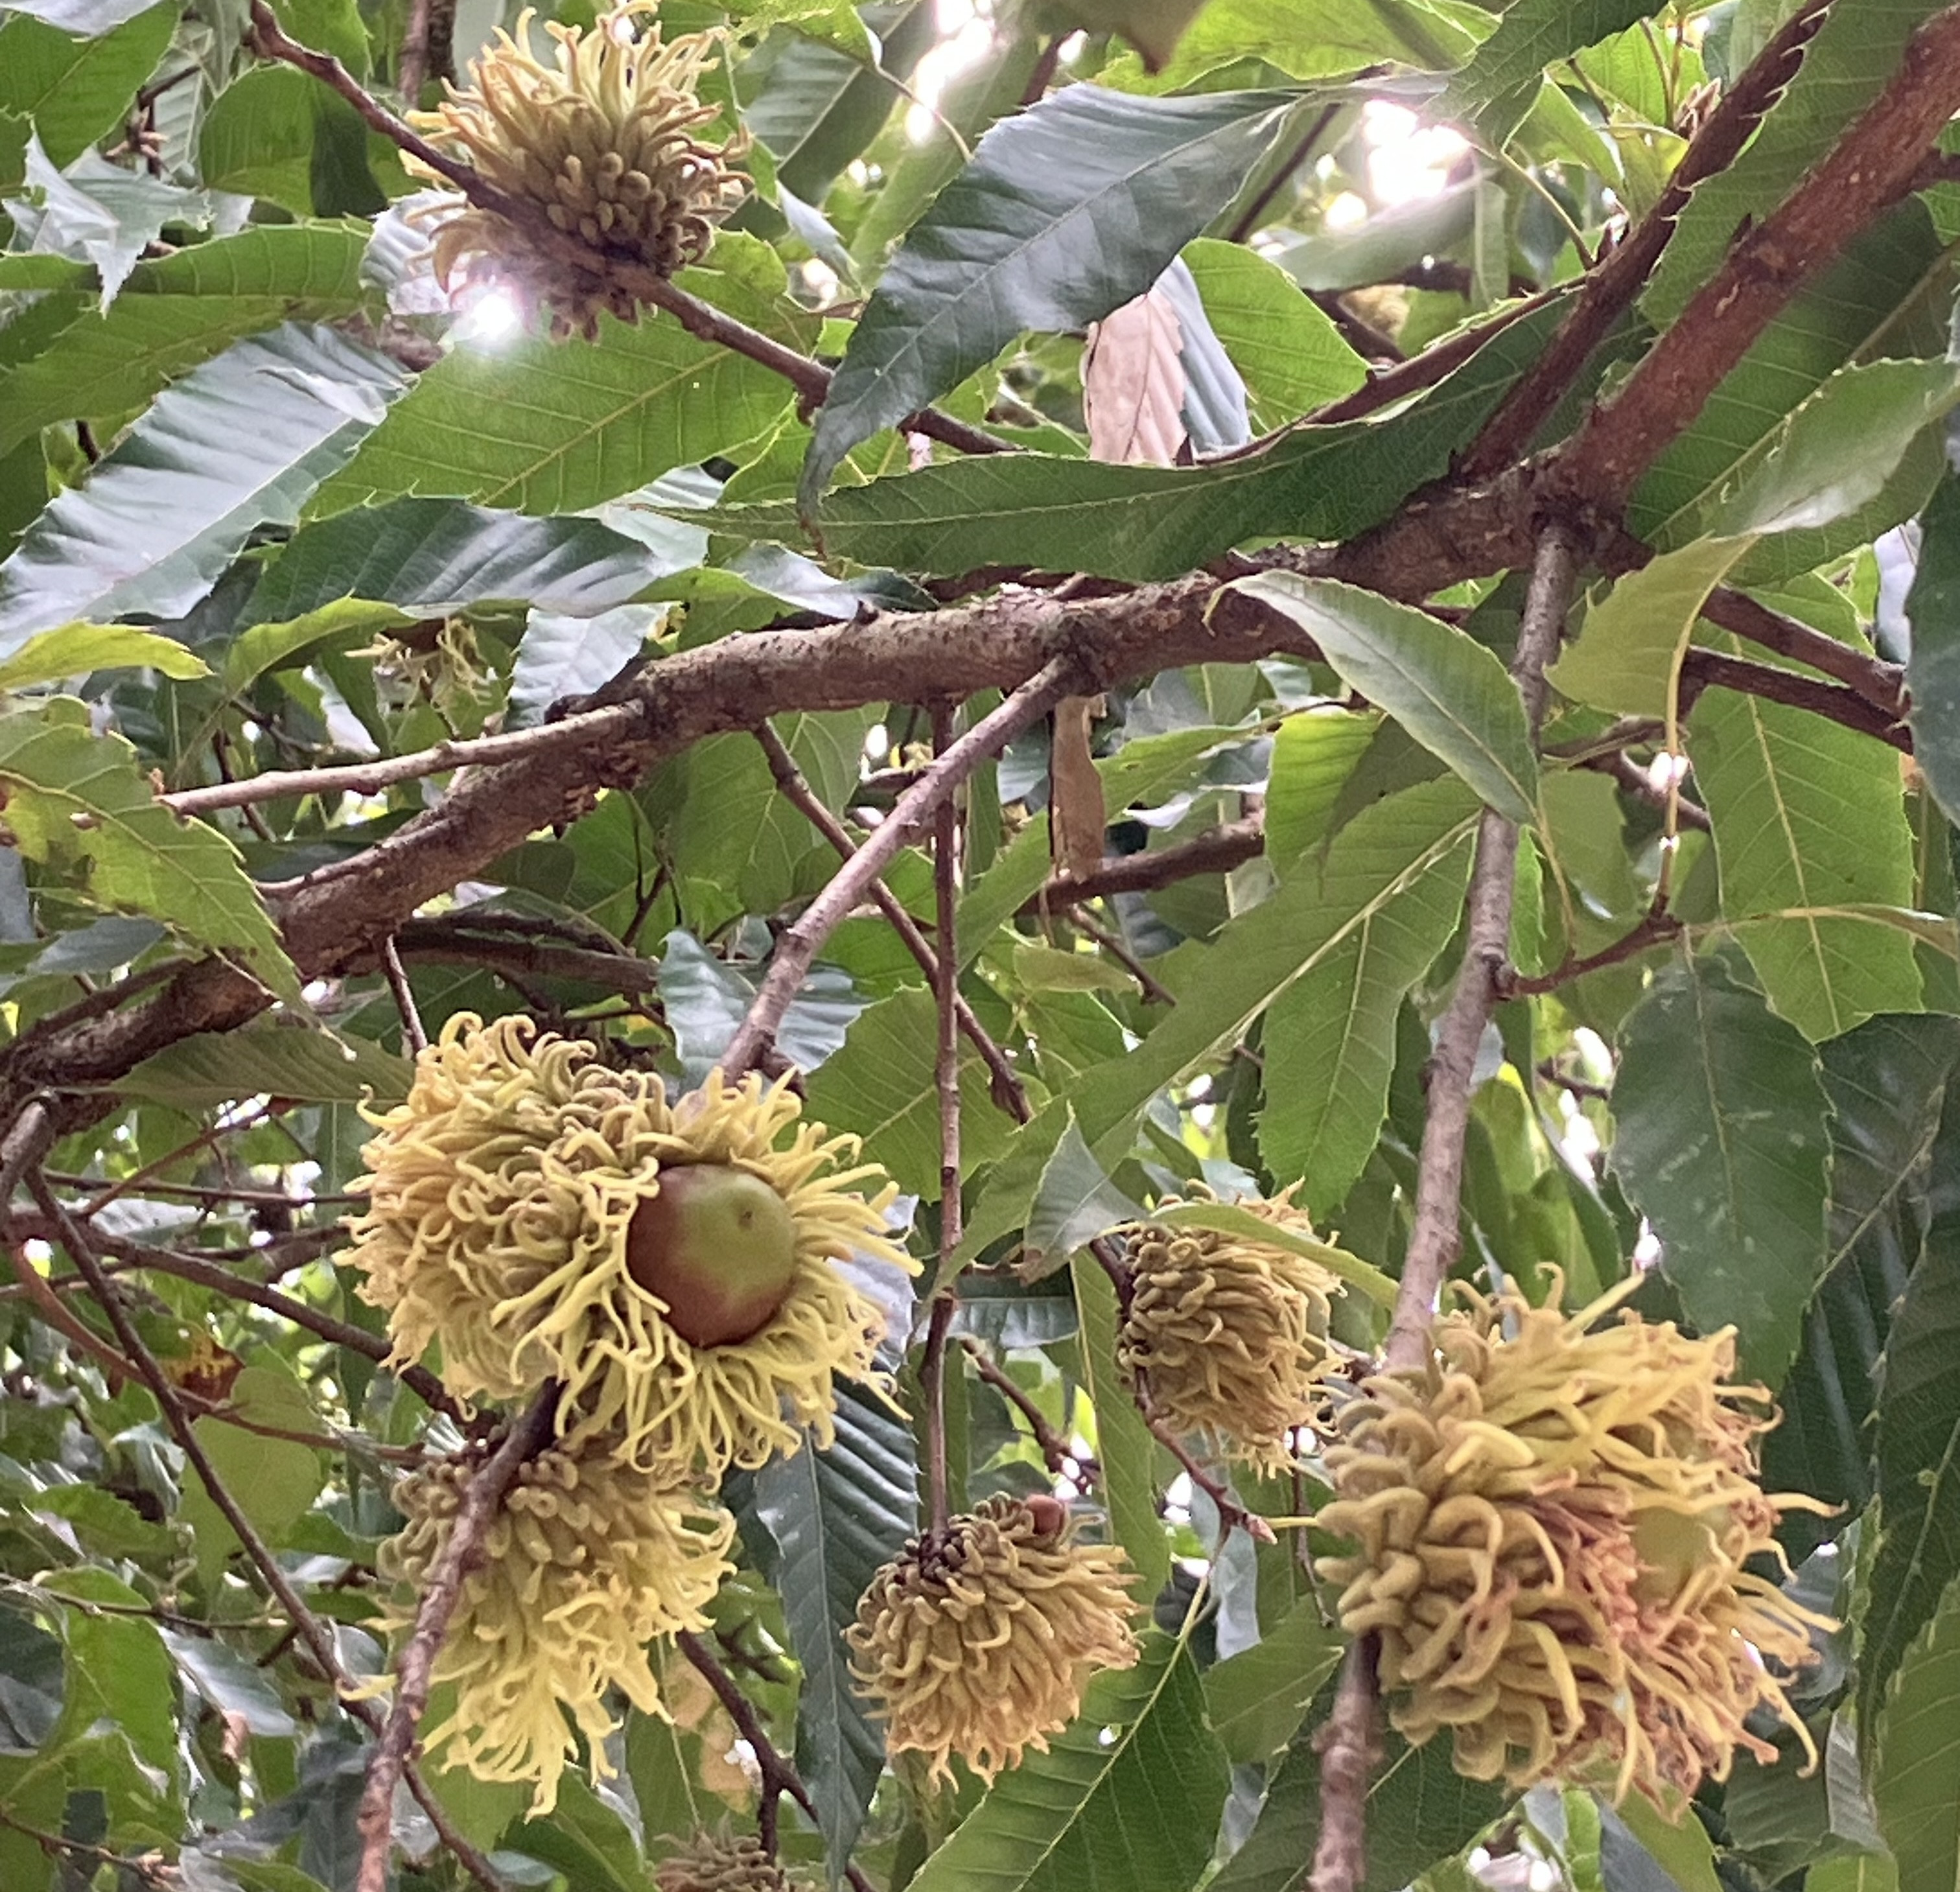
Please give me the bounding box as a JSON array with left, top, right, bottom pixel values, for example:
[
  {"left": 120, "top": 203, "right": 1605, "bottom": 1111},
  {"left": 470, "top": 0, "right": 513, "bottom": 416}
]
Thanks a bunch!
[
  {"left": 722, "top": 659, "right": 1080, "bottom": 1073},
  {"left": 1548, "top": 1, "right": 1960, "bottom": 515},
  {"left": 356, "top": 1387, "right": 558, "bottom": 1892},
  {"left": 1459, "top": 0, "right": 1832, "bottom": 479},
  {"left": 1311, "top": 522, "right": 1583, "bottom": 1892}
]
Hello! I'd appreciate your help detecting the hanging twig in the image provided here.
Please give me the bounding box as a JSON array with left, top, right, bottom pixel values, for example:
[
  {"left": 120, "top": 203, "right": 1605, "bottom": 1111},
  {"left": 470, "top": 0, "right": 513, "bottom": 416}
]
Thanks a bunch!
[
  {"left": 961, "top": 1338, "right": 1097, "bottom": 1486},
  {"left": 26, "top": 1163, "right": 506, "bottom": 1891},
  {"left": 1226, "top": 102, "right": 1341, "bottom": 243},
  {"left": 723, "top": 659, "right": 1080, "bottom": 1075},
  {"left": 379, "top": 935, "right": 428, "bottom": 1055},
  {"left": 355, "top": 1385, "right": 558, "bottom": 1892},
  {"left": 675, "top": 1629, "right": 876, "bottom": 1891},
  {"left": 1309, "top": 520, "right": 1583, "bottom": 1892},
  {"left": 0, "top": 1211, "right": 463, "bottom": 1421},
  {"left": 242, "top": 1, "right": 1009, "bottom": 462},
  {"left": 753, "top": 725, "right": 1032, "bottom": 1123},
  {"left": 920, "top": 705, "right": 964, "bottom": 1537},
  {"left": 1065, "top": 907, "right": 1174, "bottom": 1006}
]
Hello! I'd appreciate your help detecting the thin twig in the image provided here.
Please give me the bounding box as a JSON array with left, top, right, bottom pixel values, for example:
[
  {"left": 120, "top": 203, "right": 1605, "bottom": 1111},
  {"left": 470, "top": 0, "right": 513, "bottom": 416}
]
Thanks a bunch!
[
  {"left": 675, "top": 1628, "right": 875, "bottom": 1892},
  {"left": 1028, "top": 819, "right": 1265, "bottom": 911},
  {"left": 1310, "top": 522, "right": 1583, "bottom": 1892},
  {"left": 1226, "top": 102, "right": 1340, "bottom": 243},
  {"left": 1384, "top": 522, "right": 1578, "bottom": 1366},
  {"left": 80, "top": 1104, "right": 274, "bottom": 1220},
  {"left": 753, "top": 726, "right": 1032, "bottom": 1123},
  {"left": 41, "top": 1170, "right": 365, "bottom": 1208},
  {"left": 379, "top": 936, "right": 427, "bottom": 1055},
  {"left": 1066, "top": 907, "right": 1174, "bottom": 1005},
  {"left": 1501, "top": 909, "right": 1685, "bottom": 996},
  {"left": 922, "top": 704, "right": 963, "bottom": 1537},
  {"left": 961, "top": 1338, "right": 1097, "bottom": 1485},
  {"left": 0, "top": 1213, "right": 462, "bottom": 1420},
  {"left": 163, "top": 707, "right": 641, "bottom": 817},
  {"left": 723, "top": 659, "right": 1080, "bottom": 1075},
  {"left": 244, "top": 1, "right": 1010, "bottom": 463},
  {"left": 355, "top": 1387, "right": 558, "bottom": 1892},
  {"left": 26, "top": 1170, "right": 508, "bottom": 1890},
  {"left": 1576, "top": 749, "right": 1712, "bottom": 830}
]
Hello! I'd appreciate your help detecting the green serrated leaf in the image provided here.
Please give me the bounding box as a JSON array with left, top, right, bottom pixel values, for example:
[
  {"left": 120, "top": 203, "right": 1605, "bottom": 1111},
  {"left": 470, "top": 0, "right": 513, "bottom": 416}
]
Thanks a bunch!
[
  {"left": 802, "top": 987, "right": 1014, "bottom": 1200},
  {"left": 0, "top": 224, "right": 375, "bottom": 456},
  {"left": 1610, "top": 952, "right": 1832, "bottom": 1387},
  {"left": 1149, "top": 1202, "right": 1397, "bottom": 1308},
  {"left": 1691, "top": 681, "right": 1922, "bottom": 1041},
  {"left": 1906, "top": 469, "right": 1960, "bottom": 827},
  {"left": 1263, "top": 710, "right": 1380, "bottom": 872},
  {"left": 1553, "top": 538, "right": 1751, "bottom": 721},
  {"left": 1211, "top": 1707, "right": 1507, "bottom": 1892},
  {"left": 1871, "top": 1569, "right": 1960, "bottom": 1890},
  {"left": 1449, "top": 0, "right": 1662, "bottom": 128},
  {"left": 314, "top": 249, "right": 809, "bottom": 517},
  {"left": 0, "top": 623, "right": 206, "bottom": 688},
  {"left": 0, "top": 323, "right": 407, "bottom": 641},
  {"left": 1859, "top": 1203, "right": 1960, "bottom": 1735},
  {"left": 0, "top": 1, "right": 174, "bottom": 167},
  {"left": 1024, "top": 1116, "right": 1147, "bottom": 1276},
  {"left": 1181, "top": 237, "right": 1367, "bottom": 427},
  {"left": 1231, "top": 574, "right": 1536, "bottom": 821},
  {"left": 802, "top": 86, "right": 1291, "bottom": 504},
  {"left": 1764, "top": 1014, "right": 1960, "bottom": 1560},
  {"left": 1203, "top": 1596, "right": 1345, "bottom": 1764},
  {"left": 1069, "top": 1254, "right": 1171, "bottom": 1600},
  {"left": 246, "top": 497, "right": 657, "bottom": 624},
  {"left": 746, "top": 1375, "right": 917, "bottom": 1881},
  {"left": 725, "top": 296, "right": 1566, "bottom": 581},
  {"left": 905, "top": 1631, "right": 1227, "bottom": 1892},
  {"left": 114, "top": 1018, "right": 412, "bottom": 1106},
  {"left": 963, "top": 776, "right": 1480, "bottom": 1264},
  {"left": 0, "top": 703, "right": 298, "bottom": 996}
]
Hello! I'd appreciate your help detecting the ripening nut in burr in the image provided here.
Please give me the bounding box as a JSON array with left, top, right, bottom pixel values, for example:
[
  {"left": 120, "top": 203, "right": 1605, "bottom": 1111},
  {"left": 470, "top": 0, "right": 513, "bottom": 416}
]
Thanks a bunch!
[
  {"left": 847, "top": 1494, "right": 1139, "bottom": 1785},
  {"left": 405, "top": 0, "right": 751, "bottom": 340},
  {"left": 653, "top": 1830, "right": 795, "bottom": 1892},
  {"left": 347, "top": 1013, "right": 915, "bottom": 1478},
  {"left": 375, "top": 1432, "right": 735, "bottom": 1812},
  {"left": 1117, "top": 1194, "right": 1340, "bottom": 1473},
  {"left": 1314, "top": 1275, "right": 1832, "bottom": 1808}
]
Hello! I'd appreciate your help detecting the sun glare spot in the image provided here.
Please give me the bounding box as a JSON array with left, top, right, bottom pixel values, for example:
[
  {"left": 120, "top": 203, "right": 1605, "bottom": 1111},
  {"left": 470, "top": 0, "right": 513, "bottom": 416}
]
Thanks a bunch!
[{"left": 455, "top": 286, "right": 525, "bottom": 347}]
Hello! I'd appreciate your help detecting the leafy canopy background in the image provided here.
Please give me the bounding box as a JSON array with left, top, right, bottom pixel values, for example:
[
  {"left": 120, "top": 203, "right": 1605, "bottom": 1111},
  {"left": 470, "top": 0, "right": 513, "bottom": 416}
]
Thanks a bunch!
[{"left": 1, "top": 0, "right": 1959, "bottom": 1887}]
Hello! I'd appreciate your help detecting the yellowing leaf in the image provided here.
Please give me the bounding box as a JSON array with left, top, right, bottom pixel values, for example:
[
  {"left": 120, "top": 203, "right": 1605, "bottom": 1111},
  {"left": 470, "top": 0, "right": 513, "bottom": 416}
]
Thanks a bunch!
[{"left": 0, "top": 703, "right": 297, "bottom": 997}]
